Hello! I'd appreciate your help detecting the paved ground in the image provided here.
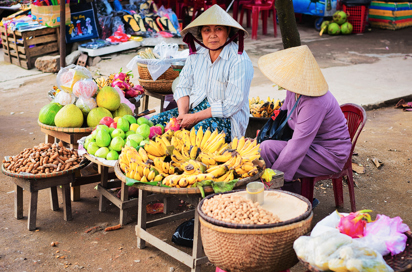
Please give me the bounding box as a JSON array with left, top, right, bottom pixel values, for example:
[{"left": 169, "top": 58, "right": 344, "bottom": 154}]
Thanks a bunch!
[{"left": 0, "top": 19, "right": 411, "bottom": 272}]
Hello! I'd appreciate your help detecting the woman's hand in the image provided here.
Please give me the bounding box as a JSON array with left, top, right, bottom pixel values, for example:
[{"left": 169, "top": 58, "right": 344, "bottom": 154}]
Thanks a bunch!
[{"left": 178, "top": 113, "right": 198, "bottom": 129}]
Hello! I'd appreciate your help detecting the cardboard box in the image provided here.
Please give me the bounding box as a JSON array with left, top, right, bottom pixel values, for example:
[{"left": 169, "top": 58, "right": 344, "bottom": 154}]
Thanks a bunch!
[{"left": 32, "top": 4, "right": 71, "bottom": 28}]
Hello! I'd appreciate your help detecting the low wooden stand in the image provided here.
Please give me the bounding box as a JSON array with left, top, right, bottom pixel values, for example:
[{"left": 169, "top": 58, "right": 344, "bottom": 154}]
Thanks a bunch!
[
  {"left": 141, "top": 89, "right": 173, "bottom": 113},
  {"left": 13, "top": 174, "right": 73, "bottom": 231}
]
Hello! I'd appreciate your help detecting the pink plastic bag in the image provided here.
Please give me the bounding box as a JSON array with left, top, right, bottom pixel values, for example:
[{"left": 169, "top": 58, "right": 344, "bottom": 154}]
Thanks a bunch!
[
  {"left": 362, "top": 214, "right": 410, "bottom": 256},
  {"left": 113, "top": 86, "right": 135, "bottom": 113}
]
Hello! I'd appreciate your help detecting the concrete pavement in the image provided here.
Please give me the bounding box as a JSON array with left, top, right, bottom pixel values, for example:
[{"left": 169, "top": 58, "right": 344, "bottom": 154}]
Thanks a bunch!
[{"left": 1, "top": 22, "right": 411, "bottom": 109}]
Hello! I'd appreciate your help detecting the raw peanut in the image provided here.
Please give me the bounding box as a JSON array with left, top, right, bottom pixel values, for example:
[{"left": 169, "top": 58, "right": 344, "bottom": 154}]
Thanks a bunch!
[
  {"left": 45, "top": 168, "right": 50, "bottom": 174},
  {"left": 63, "top": 163, "right": 71, "bottom": 171},
  {"left": 50, "top": 153, "right": 59, "bottom": 160},
  {"left": 43, "top": 157, "right": 49, "bottom": 164},
  {"left": 27, "top": 164, "right": 34, "bottom": 173},
  {"left": 56, "top": 163, "right": 62, "bottom": 172}
]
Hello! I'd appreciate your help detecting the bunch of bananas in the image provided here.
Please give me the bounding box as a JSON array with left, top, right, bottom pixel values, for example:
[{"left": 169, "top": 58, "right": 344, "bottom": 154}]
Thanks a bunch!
[
  {"left": 95, "top": 76, "right": 111, "bottom": 89},
  {"left": 138, "top": 48, "right": 157, "bottom": 59},
  {"left": 119, "top": 127, "right": 265, "bottom": 188},
  {"left": 249, "top": 96, "right": 282, "bottom": 118}
]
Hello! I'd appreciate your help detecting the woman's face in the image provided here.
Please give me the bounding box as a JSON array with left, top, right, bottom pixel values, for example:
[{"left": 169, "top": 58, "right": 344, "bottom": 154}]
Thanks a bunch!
[{"left": 201, "top": 25, "right": 229, "bottom": 50}]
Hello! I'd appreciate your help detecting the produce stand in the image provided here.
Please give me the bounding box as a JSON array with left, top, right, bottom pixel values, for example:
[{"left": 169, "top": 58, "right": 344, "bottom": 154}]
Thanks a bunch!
[
  {"left": 114, "top": 162, "right": 284, "bottom": 272},
  {"left": 84, "top": 154, "right": 138, "bottom": 226},
  {"left": 37, "top": 121, "right": 98, "bottom": 201},
  {"left": 1, "top": 163, "right": 83, "bottom": 231}
]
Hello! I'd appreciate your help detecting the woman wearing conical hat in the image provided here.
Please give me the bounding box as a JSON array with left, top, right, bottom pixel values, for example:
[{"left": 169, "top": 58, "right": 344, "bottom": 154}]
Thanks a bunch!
[
  {"left": 259, "top": 45, "right": 351, "bottom": 195},
  {"left": 150, "top": 5, "right": 254, "bottom": 141}
]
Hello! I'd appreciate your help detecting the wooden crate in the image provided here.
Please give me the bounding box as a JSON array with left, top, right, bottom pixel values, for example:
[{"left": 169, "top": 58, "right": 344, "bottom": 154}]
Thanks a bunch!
[{"left": 0, "top": 27, "right": 60, "bottom": 69}]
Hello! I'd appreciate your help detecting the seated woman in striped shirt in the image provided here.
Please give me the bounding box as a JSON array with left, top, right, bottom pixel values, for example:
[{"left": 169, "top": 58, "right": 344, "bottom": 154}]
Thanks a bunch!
[{"left": 150, "top": 5, "right": 254, "bottom": 141}]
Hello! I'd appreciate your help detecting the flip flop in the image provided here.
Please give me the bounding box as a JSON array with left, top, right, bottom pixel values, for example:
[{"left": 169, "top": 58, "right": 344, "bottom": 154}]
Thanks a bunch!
[
  {"left": 145, "top": 17, "right": 160, "bottom": 32},
  {"left": 133, "top": 14, "right": 147, "bottom": 32},
  {"left": 156, "top": 16, "right": 177, "bottom": 34},
  {"left": 123, "top": 14, "right": 140, "bottom": 32}
]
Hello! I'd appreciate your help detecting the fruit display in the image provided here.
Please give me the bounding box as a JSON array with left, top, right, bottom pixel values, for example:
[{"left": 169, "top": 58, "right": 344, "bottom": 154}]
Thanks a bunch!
[
  {"left": 83, "top": 115, "right": 158, "bottom": 161},
  {"left": 95, "top": 68, "right": 144, "bottom": 99},
  {"left": 2, "top": 142, "right": 82, "bottom": 175},
  {"left": 249, "top": 96, "right": 282, "bottom": 118},
  {"left": 319, "top": 11, "right": 353, "bottom": 36},
  {"left": 119, "top": 123, "right": 264, "bottom": 188},
  {"left": 202, "top": 194, "right": 280, "bottom": 225},
  {"left": 38, "top": 66, "right": 135, "bottom": 129}
]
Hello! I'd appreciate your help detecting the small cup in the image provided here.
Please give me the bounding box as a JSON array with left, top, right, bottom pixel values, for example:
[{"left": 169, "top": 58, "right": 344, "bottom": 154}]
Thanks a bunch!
[{"left": 246, "top": 181, "right": 264, "bottom": 205}]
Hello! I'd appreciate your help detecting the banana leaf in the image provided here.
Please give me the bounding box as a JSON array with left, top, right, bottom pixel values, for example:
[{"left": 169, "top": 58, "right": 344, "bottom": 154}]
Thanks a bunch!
[
  {"left": 211, "top": 179, "right": 239, "bottom": 194},
  {"left": 125, "top": 177, "right": 170, "bottom": 187}
]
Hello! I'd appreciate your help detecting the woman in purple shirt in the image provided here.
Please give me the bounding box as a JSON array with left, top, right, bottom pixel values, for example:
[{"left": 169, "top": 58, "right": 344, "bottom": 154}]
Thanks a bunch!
[{"left": 258, "top": 45, "right": 352, "bottom": 194}]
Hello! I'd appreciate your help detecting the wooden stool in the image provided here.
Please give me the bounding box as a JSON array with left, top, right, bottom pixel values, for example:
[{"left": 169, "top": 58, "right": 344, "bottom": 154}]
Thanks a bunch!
[
  {"left": 13, "top": 173, "right": 73, "bottom": 231},
  {"left": 142, "top": 89, "right": 173, "bottom": 113}
]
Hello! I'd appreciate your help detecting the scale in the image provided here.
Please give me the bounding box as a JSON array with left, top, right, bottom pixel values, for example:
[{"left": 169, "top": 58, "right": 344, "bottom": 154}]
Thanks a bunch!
[{"left": 171, "top": 61, "right": 185, "bottom": 93}]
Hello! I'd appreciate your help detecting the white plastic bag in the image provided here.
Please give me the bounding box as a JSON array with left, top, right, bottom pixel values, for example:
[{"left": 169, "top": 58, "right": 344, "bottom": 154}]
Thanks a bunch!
[
  {"left": 56, "top": 65, "right": 92, "bottom": 93},
  {"left": 73, "top": 79, "right": 98, "bottom": 98},
  {"left": 75, "top": 97, "right": 97, "bottom": 114},
  {"left": 54, "top": 91, "right": 76, "bottom": 105}
]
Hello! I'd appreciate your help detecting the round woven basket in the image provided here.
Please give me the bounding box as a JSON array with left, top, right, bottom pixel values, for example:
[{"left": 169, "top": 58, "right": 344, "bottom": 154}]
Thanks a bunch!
[
  {"left": 38, "top": 120, "right": 93, "bottom": 133},
  {"left": 298, "top": 231, "right": 412, "bottom": 272},
  {"left": 199, "top": 210, "right": 313, "bottom": 272},
  {"left": 138, "top": 78, "right": 174, "bottom": 94},
  {"left": 137, "top": 63, "right": 179, "bottom": 81}
]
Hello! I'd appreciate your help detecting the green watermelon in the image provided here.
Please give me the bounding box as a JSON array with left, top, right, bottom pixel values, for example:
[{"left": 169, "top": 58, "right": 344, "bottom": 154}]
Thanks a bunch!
[{"left": 38, "top": 102, "right": 63, "bottom": 126}]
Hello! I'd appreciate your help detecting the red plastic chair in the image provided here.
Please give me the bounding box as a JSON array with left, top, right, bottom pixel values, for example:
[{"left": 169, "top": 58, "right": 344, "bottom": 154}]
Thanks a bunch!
[
  {"left": 300, "top": 103, "right": 367, "bottom": 212},
  {"left": 239, "top": 0, "right": 277, "bottom": 40},
  {"left": 232, "top": 0, "right": 254, "bottom": 22},
  {"left": 192, "top": 0, "right": 226, "bottom": 21}
]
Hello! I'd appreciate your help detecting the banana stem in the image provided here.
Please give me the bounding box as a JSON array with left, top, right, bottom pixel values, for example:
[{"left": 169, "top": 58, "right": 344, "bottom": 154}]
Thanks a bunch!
[{"left": 319, "top": 26, "right": 327, "bottom": 36}]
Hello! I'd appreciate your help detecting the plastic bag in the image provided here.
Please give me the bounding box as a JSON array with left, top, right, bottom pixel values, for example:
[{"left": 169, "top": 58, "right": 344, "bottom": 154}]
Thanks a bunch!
[
  {"left": 75, "top": 97, "right": 97, "bottom": 115},
  {"left": 172, "top": 218, "right": 194, "bottom": 248},
  {"left": 73, "top": 79, "right": 98, "bottom": 98},
  {"left": 56, "top": 65, "right": 92, "bottom": 93},
  {"left": 357, "top": 214, "right": 410, "bottom": 256},
  {"left": 111, "top": 16, "right": 125, "bottom": 36},
  {"left": 98, "top": 15, "right": 113, "bottom": 40},
  {"left": 54, "top": 91, "right": 76, "bottom": 106},
  {"left": 113, "top": 86, "right": 136, "bottom": 113},
  {"left": 157, "top": 6, "right": 180, "bottom": 34}
]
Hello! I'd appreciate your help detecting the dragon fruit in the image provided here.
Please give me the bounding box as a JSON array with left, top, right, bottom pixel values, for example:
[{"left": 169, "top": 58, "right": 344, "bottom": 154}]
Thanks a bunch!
[
  {"left": 112, "top": 68, "right": 133, "bottom": 82},
  {"left": 165, "top": 117, "right": 181, "bottom": 132},
  {"left": 337, "top": 210, "right": 373, "bottom": 238},
  {"left": 110, "top": 68, "right": 143, "bottom": 98}
]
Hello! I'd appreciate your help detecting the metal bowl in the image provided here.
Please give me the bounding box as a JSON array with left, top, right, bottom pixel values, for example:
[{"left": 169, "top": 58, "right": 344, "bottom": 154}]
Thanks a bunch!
[{"left": 171, "top": 61, "right": 185, "bottom": 71}]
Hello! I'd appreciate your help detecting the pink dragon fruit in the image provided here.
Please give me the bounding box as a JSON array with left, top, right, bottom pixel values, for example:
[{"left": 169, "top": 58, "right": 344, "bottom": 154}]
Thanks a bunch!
[
  {"left": 165, "top": 118, "right": 181, "bottom": 132},
  {"left": 111, "top": 79, "right": 130, "bottom": 91},
  {"left": 337, "top": 209, "right": 373, "bottom": 238}
]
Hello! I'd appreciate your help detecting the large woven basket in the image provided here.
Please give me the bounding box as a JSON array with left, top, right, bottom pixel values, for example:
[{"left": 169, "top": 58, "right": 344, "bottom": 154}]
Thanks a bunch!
[
  {"left": 298, "top": 231, "right": 412, "bottom": 272},
  {"left": 138, "top": 78, "right": 174, "bottom": 94},
  {"left": 198, "top": 190, "right": 313, "bottom": 272},
  {"left": 137, "top": 63, "right": 179, "bottom": 81}
]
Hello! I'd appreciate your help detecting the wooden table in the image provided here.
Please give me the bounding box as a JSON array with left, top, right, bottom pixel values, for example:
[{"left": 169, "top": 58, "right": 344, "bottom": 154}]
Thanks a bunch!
[
  {"left": 85, "top": 154, "right": 138, "bottom": 226},
  {"left": 2, "top": 168, "right": 75, "bottom": 231},
  {"left": 114, "top": 163, "right": 284, "bottom": 272},
  {"left": 141, "top": 89, "right": 173, "bottom": 113}
]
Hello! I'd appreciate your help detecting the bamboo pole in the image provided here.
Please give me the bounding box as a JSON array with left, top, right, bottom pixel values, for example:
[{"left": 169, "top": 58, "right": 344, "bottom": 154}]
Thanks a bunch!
[{"left": 60, "top": 0, "right": 66, "bottom": 68}]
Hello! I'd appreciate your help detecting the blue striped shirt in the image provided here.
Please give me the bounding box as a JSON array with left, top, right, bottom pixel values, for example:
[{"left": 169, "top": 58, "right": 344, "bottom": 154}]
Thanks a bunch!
[{"left": 174, "top": 42, "right": 254, "bottom": 140}]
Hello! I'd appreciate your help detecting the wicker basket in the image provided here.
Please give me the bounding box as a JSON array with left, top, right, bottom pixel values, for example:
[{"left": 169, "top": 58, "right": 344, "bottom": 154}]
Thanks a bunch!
[
  {"left": 137, "top": 63, "right": 179, "bottom": 81},
  {"left": 198, "top": 190, "right": 313, "bottom": 272},
  {"left": 298, "top": 231, "right": 412, "bottom": 272},
  {"left": 138, "top": 78, "right": 174, "bottom": 94}
]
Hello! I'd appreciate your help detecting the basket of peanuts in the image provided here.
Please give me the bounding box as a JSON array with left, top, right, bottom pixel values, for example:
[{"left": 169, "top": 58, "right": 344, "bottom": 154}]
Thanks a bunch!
[{"left": 197, "top": 189, "right": 314, "bottom": 272}]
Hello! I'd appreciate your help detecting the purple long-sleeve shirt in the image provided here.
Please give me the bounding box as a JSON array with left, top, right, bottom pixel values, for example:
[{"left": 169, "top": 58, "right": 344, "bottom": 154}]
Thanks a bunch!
[{"left": 260, "top": 91, "right": 351, "bottom": 181}]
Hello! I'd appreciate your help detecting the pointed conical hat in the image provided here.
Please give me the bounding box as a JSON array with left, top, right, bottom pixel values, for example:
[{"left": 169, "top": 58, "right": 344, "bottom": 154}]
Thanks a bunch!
[
  {"left": 258, "top": 45, "right": 328, "bottom": 97},
  {"left": 181, "top": 5, "right": 248, "bottom": 38}
]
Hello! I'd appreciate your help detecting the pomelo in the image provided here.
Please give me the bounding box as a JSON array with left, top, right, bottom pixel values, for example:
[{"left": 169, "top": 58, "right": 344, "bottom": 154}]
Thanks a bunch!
[
  {"left": 112, "top": 103, "right": 133, "bottom": 118},
  {"left": 54, "top": 104, "right": 84, "bottom": 128},
  {"left": 87, "top": 107, "right": 113, "bottom": 128},
  {"left": 39, "top": 102, "right": 63, "bottom": 126},
  {"left": 75, "top": 97, "right": 96, "bottom": 115},
  {"left": 96, "top": 86, "right": 121, "bottom": 111}
]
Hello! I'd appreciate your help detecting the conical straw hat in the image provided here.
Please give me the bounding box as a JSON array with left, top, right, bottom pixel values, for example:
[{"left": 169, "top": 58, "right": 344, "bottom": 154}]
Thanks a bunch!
[
  {"left": 258, "top": 45, "right": 328, "bottom": 97},
  {"left": 181, "top": 5, "right": 248, "bottom": 38}
]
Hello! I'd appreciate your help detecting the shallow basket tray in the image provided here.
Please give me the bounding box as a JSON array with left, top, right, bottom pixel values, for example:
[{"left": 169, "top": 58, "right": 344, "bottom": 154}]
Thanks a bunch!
[
  {"left": 198, "top": 196, "right": 313, "bottom": 272},
  {"left": 298, "top": 231, "right": 412, "bottom": 272},
  {"left": 198, "top": 190, "right": 312, "bottom": 230},
  {"left": 114, "top": 161, "right": 263, "bottom": 195},
  {"left": 138, "top": 78, "right": 174, "bottom": 94},
  {"left": 38, "top": 120, "right": 93, "bottom": 133},
  {"left": 1, "top": 161, "right": 85, "bottom": 180},
  {"left": 137, "top": 63, "right": 179, "bottom": 81}
]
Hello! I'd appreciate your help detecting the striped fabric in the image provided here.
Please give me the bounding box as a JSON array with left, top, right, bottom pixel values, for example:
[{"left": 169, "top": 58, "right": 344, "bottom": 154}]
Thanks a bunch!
[
  {"left": 174, "top": 42, "right": 254, "bottom": 140},
  {"left": 369, "top": 1, "right": 412, "bottom": 30}
]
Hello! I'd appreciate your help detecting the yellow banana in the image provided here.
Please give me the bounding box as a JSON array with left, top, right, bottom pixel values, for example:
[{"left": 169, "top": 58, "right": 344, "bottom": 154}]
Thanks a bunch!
[
  {"left": 137, "top": 164, "right": 144, "bottom": 177},
  {"left": 245, "top": 168, "right": 259, "bottom": 178},
  {"left": 190, "top": 127, "right": 197, "bottom": 146},
  {"left": 179, "top": 177, "right": 189, "bottom": 187},
  {"left": 242, "top": 154, "right": 261, "bottom": 161},
  {"left": 241, "top": 145, "right": 260, "bottom": 157},
  {"left": 237, "top": 136, "right": 246, "bottom": 151},
  {"left": 231, "top": 137, "right": 239, "bottom": 150},
  {"left": 208, "top": 137, "right": 225, "bottom": 154},
  {"left": 170, "top": 174, "right": 183, "bottom": 187},
  {"left": 147, "top": 170, "right": 156, "bottom": 181},
  {"left": 181, "top": 145, "right": 191, "bottom": 159},
  {"left": 162, "top": 174, "right": 174, "bottom": 186},
  {"left": 183, "top": 162, "right": 196, "bottom": 175},
  {"left": 141, "top": 176, "right": 148, "bottom": 183},
  {"left": 169, "top": 165, "right": 176, "bottom": 174},
  {"left": 229, "top": 155, "right": 242, "bottom": 170},
  {"left": 155, "top": 137, "right": 167, "bottom": 151},
  {"left": 241, "top": 164, "right": 255, "bottom": 172},
  {"left": 213, "top": 170, "right": 231, "bottom": 182},
  {"left": 172, "top": 149, "right": 185, "bottom": 161},
  {"left": 161, "top": 136, "right": 171, "bottom": 147},
  {"left": 138, "top": 147, "right": 149, "bottom": 162},
  {"left": 126, "top": 169, "right": 134, "bottom": 179},
  {"left": 133, "top": 171, "right": 142, "bottom": 181},
  {"left": 199, "top": 153, "right": 216, "bottom": 165},
  {"left": 120, "top": 162, "right": 128, "bottom": 172},
  {"left": 187, "top": 175, "right": 198, "bottom": 185},
  {"left": 194, "top": 173, "right": 214, "bottom": 182},
  {"left": 200, "top": 128, "right": 211, "bottom": 149},
  {"left": 218, "top": 143, "right": 229, "bottom": 155},
  {"left": 235, "top": 168, "right": 247, "bottom": 176},
  {"left": 189, "top": 145, "right": 200, "bottom": 160},
  {"left": 144, "top": 142, "right": 163, "bottom": 157},
  {"left": 162, "top": 162, "right": 170, "bottom": 174},
  {"left": 223, "top": 170, "right": 234, "bottom": 182},
  {"left": 215, "top": 151, "right": 233, "bottom": 163},
  {"left": 205, "top": 129, "right": 218, "bottom": 148},
  {"left": 153, "top": 174, "right": 164, "bottom": 182},
  {"left": 209, "top": 165, "right": 228, "bottom": 178},
  {"left": 143, "top": 167, "right": 150, "bottom": 178},
  {"left": 196, "top": 126, "right": 203, "bottom": 147}
]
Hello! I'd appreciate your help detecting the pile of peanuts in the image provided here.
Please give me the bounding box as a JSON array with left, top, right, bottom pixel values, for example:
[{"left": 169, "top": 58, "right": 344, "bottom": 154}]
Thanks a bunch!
[
  {"left": 2, "top": 142, "right": 82, "bottom": 175},
  {"left": 202, "top": 194, "right": 280, "bottom": 225}
]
